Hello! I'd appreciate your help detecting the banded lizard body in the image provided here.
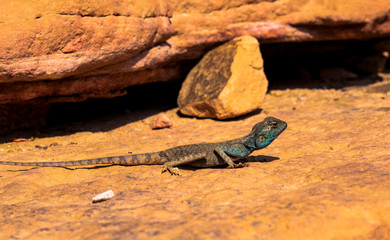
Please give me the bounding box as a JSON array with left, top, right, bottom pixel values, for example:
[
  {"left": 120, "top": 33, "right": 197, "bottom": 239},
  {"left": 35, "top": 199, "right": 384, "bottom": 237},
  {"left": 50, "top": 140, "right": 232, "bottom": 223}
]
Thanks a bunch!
[{"left": 0, "top": 117, "right": 287, "bottom": 175}]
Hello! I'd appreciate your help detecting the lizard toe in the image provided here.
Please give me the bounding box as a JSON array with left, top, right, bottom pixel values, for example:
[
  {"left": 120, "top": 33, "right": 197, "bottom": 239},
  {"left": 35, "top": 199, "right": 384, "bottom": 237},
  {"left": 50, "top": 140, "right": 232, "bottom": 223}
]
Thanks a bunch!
[
  {"left": 237, "top": 162, "right": 249, "bottom": 168},
  {"left": 169, "top": 167, "right": 182, "bottom": 176},
  {"left": 228, "top": 162, "right": 249, "bottom": 169},
  {"left": 161, "top": 165, "right": 182, "bottom": 176}
]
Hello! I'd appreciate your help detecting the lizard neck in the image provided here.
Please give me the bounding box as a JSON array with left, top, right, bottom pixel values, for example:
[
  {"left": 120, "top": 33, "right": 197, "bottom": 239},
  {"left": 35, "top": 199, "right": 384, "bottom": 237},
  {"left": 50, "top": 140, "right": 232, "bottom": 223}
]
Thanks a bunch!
[{"left": 241, "top": 134, "right": 257, "bottom": 152}]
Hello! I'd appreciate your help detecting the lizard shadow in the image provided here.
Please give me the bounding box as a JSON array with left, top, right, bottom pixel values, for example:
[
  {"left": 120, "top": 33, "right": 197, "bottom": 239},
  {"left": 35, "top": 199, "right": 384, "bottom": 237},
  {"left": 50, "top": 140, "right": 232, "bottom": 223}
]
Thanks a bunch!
[
  {"left": 243, "top": 155, "right": 280, "bottom": 163},
  {"left": 68, "top": 155, "right": 280, "bottom": 172},
  {"left": 5, "top": 168, "right": 37, "bottom": 172},
  {"left": 4, "top": 165, "right": 115, "bottom": 172},
  {"left": 4, "top": 156, "right": 279, "bottom": 172},
  {"left": 178, "top": 155, "right": 280, "bottom": 172},
  {"left": 58, "top": 165, "right": 116, "bottom": 170},
  {"left": 64, "top": 155, "right": 279, "bottom": 172}
]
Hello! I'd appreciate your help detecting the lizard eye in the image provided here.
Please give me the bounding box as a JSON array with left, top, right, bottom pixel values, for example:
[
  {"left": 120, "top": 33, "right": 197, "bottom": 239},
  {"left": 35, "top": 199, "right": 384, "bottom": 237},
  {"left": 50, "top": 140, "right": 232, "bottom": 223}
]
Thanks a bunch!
[{"left": 259, "top": 135, "right": 266, "bottom": 141}]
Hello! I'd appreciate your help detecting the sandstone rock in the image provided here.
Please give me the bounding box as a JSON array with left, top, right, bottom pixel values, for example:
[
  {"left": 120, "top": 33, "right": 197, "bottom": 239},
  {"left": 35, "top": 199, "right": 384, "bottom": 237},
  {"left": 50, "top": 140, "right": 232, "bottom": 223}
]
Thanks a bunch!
[
  {"left": 1, "top": 1, "right": 390, "bottom": 101},
  {"left": 1, "top": 0, "right": 390, "bottom": 116},
  {"left": 0, "top": 0, "right": 173, "bottom": 82},
  {"left": 178, "top": 35, "right": 268, "bottom": 119}
]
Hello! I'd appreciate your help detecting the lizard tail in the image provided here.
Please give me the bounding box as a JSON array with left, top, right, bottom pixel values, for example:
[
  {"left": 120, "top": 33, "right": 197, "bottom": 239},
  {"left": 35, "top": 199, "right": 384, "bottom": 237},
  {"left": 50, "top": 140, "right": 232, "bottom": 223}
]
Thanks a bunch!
[{"left": 0, "top": 152, "right": 167, "bottom": 167}]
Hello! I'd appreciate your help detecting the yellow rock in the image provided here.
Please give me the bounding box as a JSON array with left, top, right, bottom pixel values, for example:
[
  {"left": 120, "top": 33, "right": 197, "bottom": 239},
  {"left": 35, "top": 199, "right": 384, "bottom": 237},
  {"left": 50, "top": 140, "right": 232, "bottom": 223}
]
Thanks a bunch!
[{"left": 178, "top": 35, "right": 268, "bottom": 119}]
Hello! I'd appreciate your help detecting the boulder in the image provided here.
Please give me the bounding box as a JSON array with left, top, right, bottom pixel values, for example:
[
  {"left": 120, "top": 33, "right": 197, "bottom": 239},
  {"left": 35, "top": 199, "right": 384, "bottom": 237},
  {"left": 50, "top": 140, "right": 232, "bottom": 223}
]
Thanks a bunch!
[{"left": 178, "top": 36, "right": 268, "bottom": 119}]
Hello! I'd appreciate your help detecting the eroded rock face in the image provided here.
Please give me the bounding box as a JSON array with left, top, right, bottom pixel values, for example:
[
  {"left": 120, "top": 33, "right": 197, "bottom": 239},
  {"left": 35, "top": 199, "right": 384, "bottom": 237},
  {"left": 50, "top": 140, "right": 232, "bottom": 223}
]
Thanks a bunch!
[
  {"left": 178, "top": 36, "right": 268, "bottom": 119},
  {"left": 0, "top": 0, "right": 173, "bottom": 82},
  {"left": 1, "top": 0, "right": 390, "bottom": 103}
]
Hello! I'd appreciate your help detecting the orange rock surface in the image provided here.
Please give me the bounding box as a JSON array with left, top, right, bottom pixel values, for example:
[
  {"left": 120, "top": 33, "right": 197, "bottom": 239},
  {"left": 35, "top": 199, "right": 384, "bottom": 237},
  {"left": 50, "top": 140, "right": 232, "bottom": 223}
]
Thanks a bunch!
[
  {"left": 0, "top": 79, "right": 389, "bottom": 239},
  {"left": 1, "top": 0, "right": 390, "bottom": 104}
]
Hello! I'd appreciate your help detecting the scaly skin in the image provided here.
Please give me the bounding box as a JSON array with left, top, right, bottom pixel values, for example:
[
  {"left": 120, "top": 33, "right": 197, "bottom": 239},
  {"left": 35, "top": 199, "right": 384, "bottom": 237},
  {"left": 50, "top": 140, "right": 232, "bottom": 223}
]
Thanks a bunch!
[{"left": 0, "top": 117, "right": 287, "bottom": 175}]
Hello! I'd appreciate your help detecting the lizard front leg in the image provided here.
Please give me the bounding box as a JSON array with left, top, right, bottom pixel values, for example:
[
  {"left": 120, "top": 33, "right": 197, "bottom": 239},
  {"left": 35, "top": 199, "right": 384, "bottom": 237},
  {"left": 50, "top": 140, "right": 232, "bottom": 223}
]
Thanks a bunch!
[
  {"left": 215, "top": 146, "right": 250, "bottom": 169},
  {"left": 162, "top": 152, "right": 207, "bottom": 176}
]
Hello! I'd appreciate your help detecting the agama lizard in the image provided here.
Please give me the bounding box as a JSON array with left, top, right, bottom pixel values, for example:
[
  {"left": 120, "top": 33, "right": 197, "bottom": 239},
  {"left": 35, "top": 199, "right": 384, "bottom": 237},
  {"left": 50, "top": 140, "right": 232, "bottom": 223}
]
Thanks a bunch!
[{"left": 0, "top": 117, "right": 287, "bottom": 176}]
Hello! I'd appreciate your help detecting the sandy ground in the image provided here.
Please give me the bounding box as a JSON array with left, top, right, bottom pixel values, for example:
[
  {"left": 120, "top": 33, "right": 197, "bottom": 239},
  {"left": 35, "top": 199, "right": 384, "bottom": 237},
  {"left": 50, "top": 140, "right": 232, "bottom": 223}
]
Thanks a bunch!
[{"left": 0, "top": 77, "right": 389, "bottom": 239}]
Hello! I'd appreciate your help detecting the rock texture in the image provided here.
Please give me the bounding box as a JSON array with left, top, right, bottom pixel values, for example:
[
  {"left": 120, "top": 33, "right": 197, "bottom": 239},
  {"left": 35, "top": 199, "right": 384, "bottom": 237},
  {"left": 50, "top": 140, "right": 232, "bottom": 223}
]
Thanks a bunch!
[
  {"left": 178, "top": 35, "right": 268, "bottom": 119},
  {"left": 0, "top": 78, "right": 389, "bottom": 239},
  {"left": 1, "top": 2, "right": 172, "bottom": 77},
  {"left": 0, "top": 0, "right": 174, "bottom": 100},
  {"left": 1, "top": 0, "right": 390, "bottom": 104}
]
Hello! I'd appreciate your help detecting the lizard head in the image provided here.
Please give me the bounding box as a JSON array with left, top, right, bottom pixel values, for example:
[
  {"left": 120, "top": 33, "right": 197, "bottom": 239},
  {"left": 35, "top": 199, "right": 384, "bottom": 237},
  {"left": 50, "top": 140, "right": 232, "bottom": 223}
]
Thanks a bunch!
[{"left": 251, "top": 117, "right": 287, "bottom": 149}]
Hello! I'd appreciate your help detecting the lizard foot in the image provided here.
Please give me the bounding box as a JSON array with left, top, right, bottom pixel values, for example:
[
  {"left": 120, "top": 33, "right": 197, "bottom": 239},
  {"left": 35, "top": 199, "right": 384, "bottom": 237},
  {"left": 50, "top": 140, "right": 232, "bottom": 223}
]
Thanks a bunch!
[
  {"left": 161, "top": 165, "right": 182, "bottom": 176},
  {"left": 227, "top": 162, "right": 249, "bottom": 169}
]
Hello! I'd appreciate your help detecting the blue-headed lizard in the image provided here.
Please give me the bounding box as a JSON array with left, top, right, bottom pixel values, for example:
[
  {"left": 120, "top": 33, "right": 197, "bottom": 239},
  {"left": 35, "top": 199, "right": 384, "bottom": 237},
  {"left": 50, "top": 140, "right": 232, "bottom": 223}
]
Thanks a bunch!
[{"left": 0, "top": 117, "right": 287, "bottom": 176}]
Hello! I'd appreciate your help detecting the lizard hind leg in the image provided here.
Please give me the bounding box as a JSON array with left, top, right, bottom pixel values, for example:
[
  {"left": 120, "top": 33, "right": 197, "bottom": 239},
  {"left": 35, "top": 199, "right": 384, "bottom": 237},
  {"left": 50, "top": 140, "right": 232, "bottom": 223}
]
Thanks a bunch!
[{"left": 161, "top": 152, "right": 207, "bottom": 176}]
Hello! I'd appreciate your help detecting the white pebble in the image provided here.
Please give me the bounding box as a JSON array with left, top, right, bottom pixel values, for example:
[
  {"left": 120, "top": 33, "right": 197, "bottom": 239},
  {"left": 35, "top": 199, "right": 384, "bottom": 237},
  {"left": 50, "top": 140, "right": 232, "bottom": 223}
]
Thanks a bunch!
[{"left": 92, "top": 190, "right": 115, "bottom": 203}]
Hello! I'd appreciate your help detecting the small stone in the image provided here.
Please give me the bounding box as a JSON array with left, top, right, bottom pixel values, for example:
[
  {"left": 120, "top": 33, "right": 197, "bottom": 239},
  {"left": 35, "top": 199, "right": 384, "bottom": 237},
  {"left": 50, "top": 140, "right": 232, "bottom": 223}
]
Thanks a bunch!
[
  {"left": 178, "top": 35, "right": 268, "bottom": 119},
  {"left": 13, "top": 138, "right": 28, "bottom": 142},
  {"left": 92, "top": 190, "right": 115, "bottom": 203},
  {"left": 151, "top": 113, "right": 173, "bottom": 129},
  {"left": 49, "top": 142, "right": 60, "bottom": 147},
  {"left": 35, "top": 145, "right": 48, "bottom": 150}
]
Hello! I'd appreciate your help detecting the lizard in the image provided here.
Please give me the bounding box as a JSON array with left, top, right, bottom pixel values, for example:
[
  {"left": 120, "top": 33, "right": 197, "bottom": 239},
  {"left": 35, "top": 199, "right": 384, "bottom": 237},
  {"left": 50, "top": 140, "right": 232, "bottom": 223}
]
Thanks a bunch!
[{"left": 0, "top": 117, "right": 287, "bottom": 176}]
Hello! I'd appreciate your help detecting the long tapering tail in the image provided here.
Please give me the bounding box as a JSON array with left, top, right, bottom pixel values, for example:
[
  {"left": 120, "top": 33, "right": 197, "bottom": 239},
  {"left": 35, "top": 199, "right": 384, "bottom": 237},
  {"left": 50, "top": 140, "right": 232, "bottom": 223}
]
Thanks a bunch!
[{"left": 0, "top": 152, "right": 167, "bottom": 167}]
